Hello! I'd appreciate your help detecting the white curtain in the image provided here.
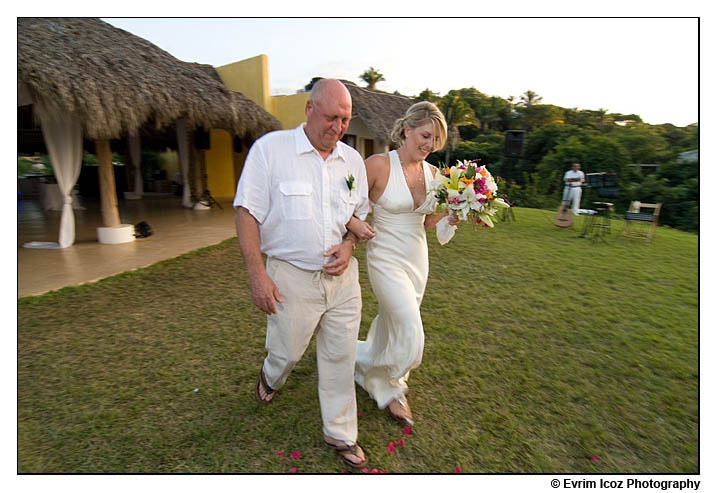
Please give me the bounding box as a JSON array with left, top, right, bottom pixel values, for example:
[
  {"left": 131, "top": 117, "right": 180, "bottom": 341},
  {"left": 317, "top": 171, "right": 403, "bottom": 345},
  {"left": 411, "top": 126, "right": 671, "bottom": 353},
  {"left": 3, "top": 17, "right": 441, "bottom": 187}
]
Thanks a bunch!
[
  {"left": 23, "top": 107, "right": 83, "bottom": 249},
  {"left": 176, "top": 118, "right": 192, "bottom": 208},
  {"left": 128, "top": 133, "right": 143, "bottom": 196}
]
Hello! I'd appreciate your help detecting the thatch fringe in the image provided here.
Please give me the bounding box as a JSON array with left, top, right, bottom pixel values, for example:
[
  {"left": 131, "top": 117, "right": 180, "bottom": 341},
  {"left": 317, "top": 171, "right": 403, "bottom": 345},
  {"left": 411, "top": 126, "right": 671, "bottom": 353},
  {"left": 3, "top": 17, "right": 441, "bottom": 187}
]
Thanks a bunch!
[{"left": 18, "top": 18, "right": 281, "bottom": 141}]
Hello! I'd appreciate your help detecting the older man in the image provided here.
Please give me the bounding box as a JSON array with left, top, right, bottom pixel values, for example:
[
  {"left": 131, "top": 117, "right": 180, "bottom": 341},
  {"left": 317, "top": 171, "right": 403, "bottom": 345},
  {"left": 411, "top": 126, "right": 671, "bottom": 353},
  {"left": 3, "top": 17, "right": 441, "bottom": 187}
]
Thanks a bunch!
[{"left": 234, "top": 79, "right": 370, "bottom": 469}]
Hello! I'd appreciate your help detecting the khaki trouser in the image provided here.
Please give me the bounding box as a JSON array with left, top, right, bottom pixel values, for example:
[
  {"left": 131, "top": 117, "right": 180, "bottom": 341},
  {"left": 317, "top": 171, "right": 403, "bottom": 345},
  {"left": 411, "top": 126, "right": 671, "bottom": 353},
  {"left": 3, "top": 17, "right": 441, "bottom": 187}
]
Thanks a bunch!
[{"left": 262, "top": 256, "right": 362, "bottom": 445}]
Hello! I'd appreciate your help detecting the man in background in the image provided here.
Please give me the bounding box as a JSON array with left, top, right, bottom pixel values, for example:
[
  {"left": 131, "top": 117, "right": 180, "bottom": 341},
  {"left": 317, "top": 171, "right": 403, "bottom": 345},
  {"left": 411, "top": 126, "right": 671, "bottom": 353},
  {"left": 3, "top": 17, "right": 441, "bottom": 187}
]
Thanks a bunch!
[{"left": 563, "top": 162, "right": 585, "bottom": 215}]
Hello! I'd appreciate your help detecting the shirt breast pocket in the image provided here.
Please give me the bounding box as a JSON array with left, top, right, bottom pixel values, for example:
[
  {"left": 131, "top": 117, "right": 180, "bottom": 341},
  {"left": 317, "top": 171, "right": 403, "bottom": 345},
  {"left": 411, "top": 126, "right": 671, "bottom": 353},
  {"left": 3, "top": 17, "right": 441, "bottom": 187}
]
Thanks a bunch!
[
  {"left": 279, "top": 181, "right": 313, "bottom": 220},
  {"left": 340, "top": 188, "right": 359, "bottom": 222}
]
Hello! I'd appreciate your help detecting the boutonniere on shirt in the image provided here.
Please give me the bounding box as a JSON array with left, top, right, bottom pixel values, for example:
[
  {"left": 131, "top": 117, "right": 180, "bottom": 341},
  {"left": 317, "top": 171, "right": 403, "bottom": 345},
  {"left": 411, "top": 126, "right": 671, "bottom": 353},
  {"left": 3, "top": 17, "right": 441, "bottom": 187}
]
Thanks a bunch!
[{"left": 345, "top": 174, "right": 356, "bottom": 196}]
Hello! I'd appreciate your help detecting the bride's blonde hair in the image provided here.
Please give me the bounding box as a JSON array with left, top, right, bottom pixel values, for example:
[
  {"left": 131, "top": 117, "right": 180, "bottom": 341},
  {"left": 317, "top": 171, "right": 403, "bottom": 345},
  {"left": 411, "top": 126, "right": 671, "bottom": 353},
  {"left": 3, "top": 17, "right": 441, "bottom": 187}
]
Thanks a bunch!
[{"left": 390, "top": 101, "right": 448, "bottom": 151}]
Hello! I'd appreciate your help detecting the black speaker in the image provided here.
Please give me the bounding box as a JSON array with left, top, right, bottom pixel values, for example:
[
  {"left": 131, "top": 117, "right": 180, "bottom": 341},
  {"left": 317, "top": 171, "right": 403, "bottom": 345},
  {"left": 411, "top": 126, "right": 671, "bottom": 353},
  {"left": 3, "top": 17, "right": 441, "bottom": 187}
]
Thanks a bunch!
[
  {"left": 233, "top": 135, "right": 243, "bottom": 153},
  {"left": 586, "top": 173, "right": 604, "bottom": 188},
  {"left": 603, "top": 173, "right": 617, "bottom": 187},
  {"left": 504, "top": 130, "right": 525, "bottom": 157},
  {"left": 194, "top": 129, "right": 210, "bottom": 150}
]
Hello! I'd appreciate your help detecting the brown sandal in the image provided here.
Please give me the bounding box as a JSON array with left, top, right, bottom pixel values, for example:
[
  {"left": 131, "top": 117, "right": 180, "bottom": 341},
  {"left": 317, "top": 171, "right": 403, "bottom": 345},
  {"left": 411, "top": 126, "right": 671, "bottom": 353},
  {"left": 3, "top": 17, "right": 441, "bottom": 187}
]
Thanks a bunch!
[
  {"left": 255, "top": 366, "right": 275, "bottom": 404},
  {"left": 388, "top": 397, "right": 415, "bottom": 426},
  {"left": 324, "top": 439, "right": 369, "bottom": 470}
]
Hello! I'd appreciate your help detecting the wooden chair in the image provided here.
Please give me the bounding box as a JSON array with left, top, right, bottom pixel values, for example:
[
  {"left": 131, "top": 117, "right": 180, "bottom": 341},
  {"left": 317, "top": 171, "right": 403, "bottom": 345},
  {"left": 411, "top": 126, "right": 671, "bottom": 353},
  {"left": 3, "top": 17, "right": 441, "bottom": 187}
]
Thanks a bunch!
[{"left": 622, "top": 202, "right": 662, "bottom": 242}]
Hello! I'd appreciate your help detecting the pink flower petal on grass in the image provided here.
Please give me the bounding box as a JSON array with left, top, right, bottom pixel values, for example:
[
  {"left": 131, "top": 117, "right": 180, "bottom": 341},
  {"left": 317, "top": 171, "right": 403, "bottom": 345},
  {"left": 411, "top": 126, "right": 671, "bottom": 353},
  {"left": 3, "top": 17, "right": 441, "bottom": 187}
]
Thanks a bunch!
[
  {"left": 386, "top": 445, "right": 394, "bottom": 455},
  {"left": 591, "top": 456, "right": 598, "bottom": 463},
  {"left": 380, "top": 470, "right": 387, "bottom": 473},
  {"left": 398, "top": 439, "right": 404, "bottom": 448},
  {"left": 389, "top": 441, "right": 395, "bottom": 447},
  {"left": 361, "top": 468, "right": 369, "bottom": 473},
  {"left": 289, "top": 467, "right": 297, "bottom": 473},
  {"left": 403, "top": 426, "right": 412, "bottom": 435},
  {"left": 455, "top": 466, "right": 462, "bottom": 473},
  {"left": 291, "top": 450, "right": 301, "bottom": 459},
  {"left": 370, "top": 468, "right": 379, "bottom": 473},
  {"left": 276, "top": 451, "right": 285, "bottom": 456}
]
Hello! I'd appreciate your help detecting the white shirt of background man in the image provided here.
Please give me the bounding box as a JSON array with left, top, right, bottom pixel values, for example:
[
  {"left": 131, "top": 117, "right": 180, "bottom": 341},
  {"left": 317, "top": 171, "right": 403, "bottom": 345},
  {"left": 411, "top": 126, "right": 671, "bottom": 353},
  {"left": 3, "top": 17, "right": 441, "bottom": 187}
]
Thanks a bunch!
[
  {"left": 563, "top": 170, "right": 585, "bottom": 187},
  {"left": 234, "top": 123, "right": 370, "bottom": 271}
]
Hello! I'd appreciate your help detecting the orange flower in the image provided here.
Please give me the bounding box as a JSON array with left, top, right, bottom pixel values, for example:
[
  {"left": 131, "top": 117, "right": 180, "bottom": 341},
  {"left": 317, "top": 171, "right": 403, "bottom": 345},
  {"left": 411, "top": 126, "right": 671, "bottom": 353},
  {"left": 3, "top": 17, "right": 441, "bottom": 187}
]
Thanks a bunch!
[
  {"left": 486, "top": 191, "right": 492, "bottom": 199},
  {"left": 479, "top": 168, "right": 487, "bottom": 178},
  {"left": 460, "top": 177, "right": 475, "bottom": 186}
]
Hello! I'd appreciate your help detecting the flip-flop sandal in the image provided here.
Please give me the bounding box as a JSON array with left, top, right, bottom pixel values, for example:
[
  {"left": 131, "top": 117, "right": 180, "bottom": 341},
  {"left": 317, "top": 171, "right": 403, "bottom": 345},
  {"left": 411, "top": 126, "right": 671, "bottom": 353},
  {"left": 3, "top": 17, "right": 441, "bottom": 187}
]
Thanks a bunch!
[
  {"left": 325, "top": 440, "right": 369, "bottom": 470},
  {"left": 255, "top": 366, "right": 275, "bottom": 404},
  {"left": 388, "top": 397, "right": 415, "bottom": 426}
]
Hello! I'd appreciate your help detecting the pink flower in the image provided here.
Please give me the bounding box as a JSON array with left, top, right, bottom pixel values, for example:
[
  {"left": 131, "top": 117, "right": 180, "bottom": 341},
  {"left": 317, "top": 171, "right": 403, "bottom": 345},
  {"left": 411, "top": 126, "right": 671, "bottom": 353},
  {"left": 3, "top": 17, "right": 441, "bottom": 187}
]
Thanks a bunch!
[
  {"left": 389, "top": 441, "right": 395, "bottom": 447},
  {"left": 455, "top": 466, "right": 462, "bottom": 473},
  {"left": 289, "top": 466, "right": 297, "bottom": 473},
  {"left": 403, "top": 426, "right": 412, "bottom": 435},
  {"left": 291, "top": 450, "right": 301, "bottom": 459},
  {"left": 370, "top": 468, "right": 379, "bottom": 473},
  {"left": 398, "top": 439, "right": 404, "bottom": 448},
  {"left": 380, "top": 470, "right": 387, "bottom": 474},
  {"left": 276, "top": 451, "right": 284, "bottom": 456},
  {"left": 357, "top": 412, "right": 363, "bottom": 417},
  {"left": 361, "top": 468, "right": 369, "bottom": 473},
  {"left": 591, "top": 456, "right": 598, "bottom": 463},
  {"left": 386, "top": 445, "right": 394, "bottom": 455}
]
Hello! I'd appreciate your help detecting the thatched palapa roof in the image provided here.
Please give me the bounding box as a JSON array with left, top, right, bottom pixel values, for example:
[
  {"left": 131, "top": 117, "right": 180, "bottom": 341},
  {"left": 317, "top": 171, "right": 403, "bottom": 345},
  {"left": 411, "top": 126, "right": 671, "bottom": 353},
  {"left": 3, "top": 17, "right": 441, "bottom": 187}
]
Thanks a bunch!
[
  {"left": 341, "top": 80, "right": 413, "bottom": 146},
  {"left": 18, "top": 18, "right": 281, "bottom": 141}
]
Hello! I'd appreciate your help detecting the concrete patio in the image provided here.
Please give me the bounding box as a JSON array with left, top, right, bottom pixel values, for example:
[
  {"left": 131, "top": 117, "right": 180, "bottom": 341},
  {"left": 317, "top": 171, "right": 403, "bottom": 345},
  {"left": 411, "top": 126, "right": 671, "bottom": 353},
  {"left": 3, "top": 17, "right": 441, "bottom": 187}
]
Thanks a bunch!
[{"left": 17, "top": 195, "right": 237, "bottom": 297}]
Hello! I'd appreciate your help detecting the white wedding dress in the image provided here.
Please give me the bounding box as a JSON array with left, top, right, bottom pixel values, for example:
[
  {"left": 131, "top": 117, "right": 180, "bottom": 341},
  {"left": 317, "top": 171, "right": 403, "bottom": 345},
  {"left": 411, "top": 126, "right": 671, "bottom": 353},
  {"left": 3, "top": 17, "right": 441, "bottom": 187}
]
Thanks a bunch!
[{"left": 355, "top": 150, "right": 436, "bottom": 409}]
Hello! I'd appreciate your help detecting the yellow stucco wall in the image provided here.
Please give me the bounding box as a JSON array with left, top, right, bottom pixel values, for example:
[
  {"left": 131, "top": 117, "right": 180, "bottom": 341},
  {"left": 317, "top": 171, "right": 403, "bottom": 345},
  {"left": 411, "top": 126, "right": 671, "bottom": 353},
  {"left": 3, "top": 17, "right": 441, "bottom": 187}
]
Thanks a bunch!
[
  {"left": 215, "top": 55, "right": 272, "bottom": 112},
  {"left": 204, "top": 129, "right": 236, "bottom": 198},
  {"left": 272, "top": 93, "right": 309, "bottom": 130},
  {"left": 216, "top": 54, "right": 311, "bottom": 131}
]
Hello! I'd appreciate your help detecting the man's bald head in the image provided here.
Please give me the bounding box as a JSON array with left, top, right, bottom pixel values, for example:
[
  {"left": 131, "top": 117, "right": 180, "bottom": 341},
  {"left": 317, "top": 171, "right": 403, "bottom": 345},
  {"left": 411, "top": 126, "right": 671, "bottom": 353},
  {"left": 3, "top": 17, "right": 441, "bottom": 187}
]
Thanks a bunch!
[
  {"left": 309, "top": 79, "right": 352, "bottom": 107},
  {"left": 304, "top": 79, "right": 353, "bottom": 157}
]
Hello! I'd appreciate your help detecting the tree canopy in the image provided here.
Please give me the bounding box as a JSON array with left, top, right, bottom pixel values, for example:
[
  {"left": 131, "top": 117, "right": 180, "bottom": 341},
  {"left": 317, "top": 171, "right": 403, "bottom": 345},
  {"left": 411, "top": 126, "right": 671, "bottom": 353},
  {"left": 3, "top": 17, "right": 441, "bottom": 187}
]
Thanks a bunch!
[{"left": 410, "top": 87, "right": 697, "bottom": 232}]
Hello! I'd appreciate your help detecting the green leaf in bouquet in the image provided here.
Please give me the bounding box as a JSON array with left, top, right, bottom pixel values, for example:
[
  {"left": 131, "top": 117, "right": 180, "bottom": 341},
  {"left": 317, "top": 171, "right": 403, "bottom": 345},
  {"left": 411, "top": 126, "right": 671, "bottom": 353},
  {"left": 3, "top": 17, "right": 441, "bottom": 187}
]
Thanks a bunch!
[
  {"left": 464, "top": 167, "right": 477, "bottom": 180},
  {"left": 480, "top": 214, "right": 494, "bottom": 228}
]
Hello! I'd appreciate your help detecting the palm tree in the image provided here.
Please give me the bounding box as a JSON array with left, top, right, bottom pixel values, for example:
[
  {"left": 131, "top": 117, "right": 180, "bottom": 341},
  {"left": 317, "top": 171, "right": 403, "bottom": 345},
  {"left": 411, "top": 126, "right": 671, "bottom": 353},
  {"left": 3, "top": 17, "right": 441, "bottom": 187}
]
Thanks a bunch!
[
  {"left": 359, "top": 67, "right": 386, "bottom": 90},
  {"left": 414, "top": 88, "right": 440, "bottom": 103},
  {"left": 438, "top": 92, "right": 478, "bottom": 165},
  {"left": 519, "top": 90, "right": 543, "bottom": 107}
]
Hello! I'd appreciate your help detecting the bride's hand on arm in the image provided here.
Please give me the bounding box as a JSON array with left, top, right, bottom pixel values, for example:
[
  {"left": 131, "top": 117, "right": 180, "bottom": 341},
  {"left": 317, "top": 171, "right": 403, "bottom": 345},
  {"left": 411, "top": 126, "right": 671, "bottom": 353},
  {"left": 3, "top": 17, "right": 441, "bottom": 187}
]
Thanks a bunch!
[{"left": 346, "top": 215, "right": 376, "bottom": 240}]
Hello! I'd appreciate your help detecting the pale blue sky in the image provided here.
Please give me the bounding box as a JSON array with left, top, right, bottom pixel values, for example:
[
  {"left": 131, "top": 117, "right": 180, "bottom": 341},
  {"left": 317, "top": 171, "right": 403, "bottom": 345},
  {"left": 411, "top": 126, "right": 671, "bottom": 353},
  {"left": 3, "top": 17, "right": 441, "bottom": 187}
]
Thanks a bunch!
[{"left": 103, "top": 17, "right": 698, "bottom": 127}]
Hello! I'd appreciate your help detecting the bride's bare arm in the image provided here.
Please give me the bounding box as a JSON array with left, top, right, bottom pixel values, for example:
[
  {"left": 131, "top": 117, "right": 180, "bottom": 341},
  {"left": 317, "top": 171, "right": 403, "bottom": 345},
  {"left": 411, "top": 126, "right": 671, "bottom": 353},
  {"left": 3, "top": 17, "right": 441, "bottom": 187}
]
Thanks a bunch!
[{"left": 365, "top": 153, "right": 390, "bottom": 204}]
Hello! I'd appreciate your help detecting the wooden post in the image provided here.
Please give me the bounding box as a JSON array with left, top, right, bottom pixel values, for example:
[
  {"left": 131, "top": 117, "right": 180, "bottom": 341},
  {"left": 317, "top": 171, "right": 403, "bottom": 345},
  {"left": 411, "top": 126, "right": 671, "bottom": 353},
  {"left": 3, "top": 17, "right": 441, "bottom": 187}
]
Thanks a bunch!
[{"left": 96, "top": 139, "right": 121, "bottom": 227}]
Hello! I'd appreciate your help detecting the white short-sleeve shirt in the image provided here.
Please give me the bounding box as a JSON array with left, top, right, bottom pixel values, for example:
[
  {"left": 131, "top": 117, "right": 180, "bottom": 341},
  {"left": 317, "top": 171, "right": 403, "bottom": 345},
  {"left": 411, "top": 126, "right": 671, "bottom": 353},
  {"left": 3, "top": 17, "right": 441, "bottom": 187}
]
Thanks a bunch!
[
  {"left": 563, "top": 170, "right": 585, "bottom": 187},
  {"left": 234, "top": 123, "right": 370, "bottom": 270}
]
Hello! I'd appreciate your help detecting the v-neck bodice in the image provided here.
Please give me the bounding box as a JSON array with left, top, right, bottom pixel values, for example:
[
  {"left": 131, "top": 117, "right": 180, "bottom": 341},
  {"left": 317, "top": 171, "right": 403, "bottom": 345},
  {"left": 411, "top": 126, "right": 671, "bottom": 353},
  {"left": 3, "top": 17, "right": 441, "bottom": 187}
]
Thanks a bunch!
[{"left": 372, "top": 150, "right": 436, "bottom": 219}]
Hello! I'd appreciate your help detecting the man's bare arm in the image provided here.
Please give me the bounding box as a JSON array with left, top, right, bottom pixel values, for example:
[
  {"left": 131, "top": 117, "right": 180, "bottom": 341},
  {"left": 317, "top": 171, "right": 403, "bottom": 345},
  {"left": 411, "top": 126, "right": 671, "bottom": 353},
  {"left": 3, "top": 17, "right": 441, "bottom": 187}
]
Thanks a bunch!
[{"left": 236, "top": 206, "right": 281, "bottom": 314}]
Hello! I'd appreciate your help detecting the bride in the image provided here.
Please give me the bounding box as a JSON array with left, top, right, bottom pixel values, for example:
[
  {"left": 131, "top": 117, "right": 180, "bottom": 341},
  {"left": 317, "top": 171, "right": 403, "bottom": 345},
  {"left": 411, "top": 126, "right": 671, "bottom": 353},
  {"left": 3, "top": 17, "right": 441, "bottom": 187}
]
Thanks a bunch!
[{"left": 347, "top": 101, "right": 457, "bottom": 425}]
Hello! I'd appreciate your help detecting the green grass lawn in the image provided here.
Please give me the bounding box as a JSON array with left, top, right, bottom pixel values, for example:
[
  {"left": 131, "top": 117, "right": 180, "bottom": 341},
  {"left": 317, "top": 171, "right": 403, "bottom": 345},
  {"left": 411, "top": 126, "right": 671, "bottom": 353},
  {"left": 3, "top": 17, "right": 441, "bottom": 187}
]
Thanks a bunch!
[{"left": 17, "top": 208, "right": 698, "bottom": 473}]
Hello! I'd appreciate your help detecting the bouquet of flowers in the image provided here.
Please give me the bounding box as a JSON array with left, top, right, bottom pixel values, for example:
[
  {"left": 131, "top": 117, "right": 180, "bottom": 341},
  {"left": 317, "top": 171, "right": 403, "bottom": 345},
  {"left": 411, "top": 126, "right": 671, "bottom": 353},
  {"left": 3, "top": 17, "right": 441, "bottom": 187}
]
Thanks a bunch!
[{"left": 430, "top": 160, "right": 510, "bottom": 244}]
